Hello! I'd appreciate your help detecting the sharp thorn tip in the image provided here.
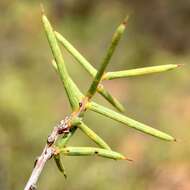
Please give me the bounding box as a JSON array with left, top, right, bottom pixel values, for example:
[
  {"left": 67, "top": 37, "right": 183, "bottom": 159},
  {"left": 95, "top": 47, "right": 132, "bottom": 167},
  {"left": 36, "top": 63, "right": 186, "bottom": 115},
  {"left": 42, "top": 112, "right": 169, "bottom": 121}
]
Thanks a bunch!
[
  {"left": 177, "top": 64, "right": 185, "bottom": 67},
  {"left": 125, "top": 157, "right": 133, "bottom": 162},
  {"left": 40, "top": 3, "right": 45, "bottom": 15}
]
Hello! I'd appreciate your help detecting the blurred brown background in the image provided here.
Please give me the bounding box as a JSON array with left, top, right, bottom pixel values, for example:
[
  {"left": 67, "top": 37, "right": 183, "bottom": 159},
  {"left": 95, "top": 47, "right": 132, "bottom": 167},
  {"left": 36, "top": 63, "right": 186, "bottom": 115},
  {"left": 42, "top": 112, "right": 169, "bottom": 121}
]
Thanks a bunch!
[{"left": 0, "top": 0, "right": 189, "bottom": 189}]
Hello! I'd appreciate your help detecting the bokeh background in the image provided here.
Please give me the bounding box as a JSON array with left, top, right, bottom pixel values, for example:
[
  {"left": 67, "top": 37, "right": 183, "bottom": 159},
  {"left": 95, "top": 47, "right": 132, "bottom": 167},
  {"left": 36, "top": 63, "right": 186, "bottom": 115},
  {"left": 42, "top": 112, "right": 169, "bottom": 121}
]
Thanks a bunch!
[{"left": 0, "top": 0, "right": 189, "bottom": 189}]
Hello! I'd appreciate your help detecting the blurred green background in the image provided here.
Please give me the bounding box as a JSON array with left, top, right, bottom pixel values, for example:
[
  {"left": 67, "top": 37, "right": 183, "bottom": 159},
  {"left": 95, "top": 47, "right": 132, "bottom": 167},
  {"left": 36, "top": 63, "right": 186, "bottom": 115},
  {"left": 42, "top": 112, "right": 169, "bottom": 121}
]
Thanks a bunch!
[{"left": 0, "top": 0, "right": 189, "bottom": 189}]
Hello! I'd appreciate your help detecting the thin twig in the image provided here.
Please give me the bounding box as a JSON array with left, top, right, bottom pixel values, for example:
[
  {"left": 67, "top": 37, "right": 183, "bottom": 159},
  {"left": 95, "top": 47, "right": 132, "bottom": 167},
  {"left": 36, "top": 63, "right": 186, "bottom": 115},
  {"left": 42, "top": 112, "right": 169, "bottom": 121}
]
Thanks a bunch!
[
  {"left": 24, "top": 98, "right": 88, "bottom": 190},
  {"left": 24, "top": 118, "right": 70, "bottom": 190},
  {"left": 24, "top": 145, "right": 54, "bottom": 190}
]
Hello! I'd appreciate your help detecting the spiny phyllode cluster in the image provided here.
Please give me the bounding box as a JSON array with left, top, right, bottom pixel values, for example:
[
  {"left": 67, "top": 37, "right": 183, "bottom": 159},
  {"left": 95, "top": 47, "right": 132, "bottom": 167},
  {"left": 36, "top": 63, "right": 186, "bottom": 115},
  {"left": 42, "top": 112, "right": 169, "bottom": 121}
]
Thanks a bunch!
[{"left": 24, "top": 9, "right": 181, "bottom": 190}]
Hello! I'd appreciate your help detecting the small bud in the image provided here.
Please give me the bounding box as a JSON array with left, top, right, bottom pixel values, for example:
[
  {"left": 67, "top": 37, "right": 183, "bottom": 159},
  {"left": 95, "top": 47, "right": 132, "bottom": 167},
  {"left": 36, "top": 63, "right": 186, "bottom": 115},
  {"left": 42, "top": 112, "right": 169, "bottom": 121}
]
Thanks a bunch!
[
  {"left": 79, "top": 102, "right": 82, "bottom": 107},
  {"left": 57, "top": 125, "right": 70, "bottom": 134},
  {"left": 47, "top": 135, "right": 55, "bottom": 145},
  {"left": 29, "top": 184, "right": 37, "bottom": 190}
]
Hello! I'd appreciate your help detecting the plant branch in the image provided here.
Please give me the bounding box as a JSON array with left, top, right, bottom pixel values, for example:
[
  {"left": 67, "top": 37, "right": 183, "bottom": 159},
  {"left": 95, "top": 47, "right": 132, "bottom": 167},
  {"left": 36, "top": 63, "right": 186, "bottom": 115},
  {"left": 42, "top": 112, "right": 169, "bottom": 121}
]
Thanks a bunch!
[
  {"left": 24, "top": 9, "right": 179, "bottom": 190},
  {"left": 24, "top": 146, "right": 54, "bottom": 190},
  {"left": 87, "top": 101, "right": 176, "bottom": 141},
  {"left": 78, "top": 121, "right": 111, "bottom": 150},
  {"left": 24, "top": 91, "right": 91, "bottom": 189},
  {"left": 42, "top": 13, "right": 83, "bottom": 110},
  {"left": 24, "top": 118, "right": 71, "bottom": 190},
  {"left": 86, "top": 16, "right": 128, "bottom": 98},
  {"left": 97, "top": 84, "right": 125, "bottom": 112},
  {"left": 103, "top": 64, "right": 181, "bottom": 80},
  {"left": 55, "top": 31, "right": 125, "bottom": 112},
  {"left": 55, "top": 31, "right": 97, "bottom": 76},
  {"left": 58, "top": 146, "right": 130, "bottom": 160}
]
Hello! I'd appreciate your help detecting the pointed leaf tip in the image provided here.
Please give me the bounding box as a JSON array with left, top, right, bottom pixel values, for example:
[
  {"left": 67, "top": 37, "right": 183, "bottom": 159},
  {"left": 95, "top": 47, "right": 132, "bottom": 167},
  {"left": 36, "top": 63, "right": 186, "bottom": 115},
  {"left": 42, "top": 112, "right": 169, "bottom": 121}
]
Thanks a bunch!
[
  {"left": 123, "top": 15, "right": 130, "bottom": 26},
  {"left": 177, "top": 64, "right": 185, "bottom": 67},
  {"left": 40, "top": 3, "right": 45, "bottom": 15},
  {"left": 53, "top": 154, "right": 67, "bottom": 178},
  {"left": 64, "top": 173, "right": 67, "bottom": 179},
  {"left": 125, "top": 157, "right": 133, "bottom": 162}
]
